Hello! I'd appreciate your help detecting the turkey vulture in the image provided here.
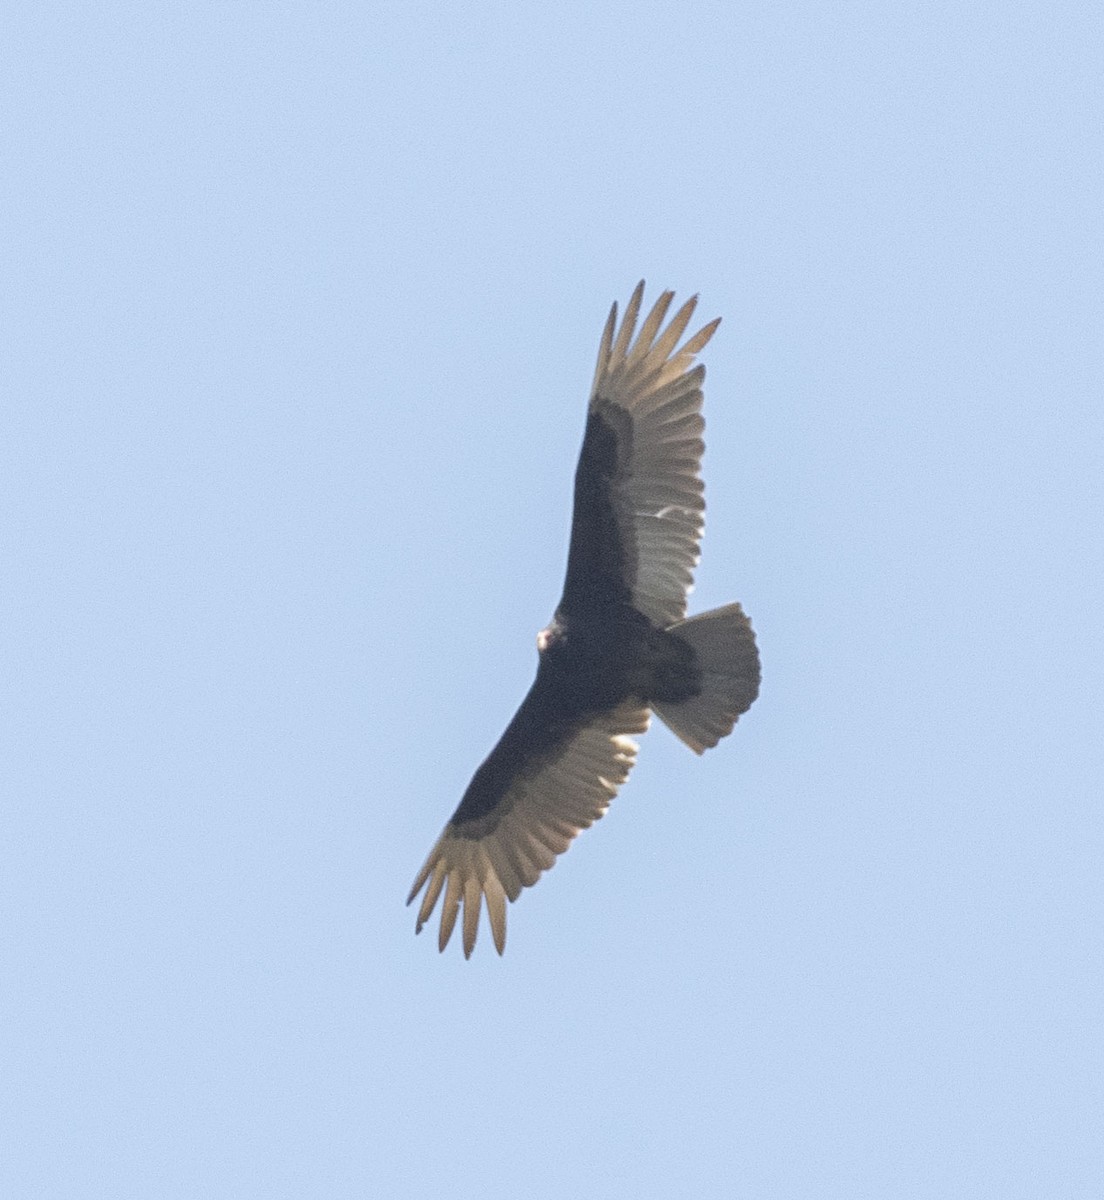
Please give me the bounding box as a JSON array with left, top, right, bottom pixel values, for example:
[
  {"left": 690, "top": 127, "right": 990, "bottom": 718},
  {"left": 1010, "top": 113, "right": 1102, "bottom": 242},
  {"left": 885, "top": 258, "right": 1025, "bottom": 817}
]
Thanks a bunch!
[{"left": 408, "top": 283, "right": 760, "bottom": 957}]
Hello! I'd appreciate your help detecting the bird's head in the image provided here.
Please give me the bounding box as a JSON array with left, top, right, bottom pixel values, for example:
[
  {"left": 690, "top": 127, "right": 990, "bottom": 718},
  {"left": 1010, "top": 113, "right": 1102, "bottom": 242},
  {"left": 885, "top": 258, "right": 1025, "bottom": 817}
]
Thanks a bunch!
[{"left": 536, "top": 617, "right": 563, "bottom": 655}]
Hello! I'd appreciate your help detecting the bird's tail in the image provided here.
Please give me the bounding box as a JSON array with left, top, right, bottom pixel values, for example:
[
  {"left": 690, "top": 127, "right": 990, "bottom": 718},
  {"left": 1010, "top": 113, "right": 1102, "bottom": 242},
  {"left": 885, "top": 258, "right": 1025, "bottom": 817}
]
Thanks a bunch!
[{"left": 651, "top": 603, "right": 760, "bottom": 754}]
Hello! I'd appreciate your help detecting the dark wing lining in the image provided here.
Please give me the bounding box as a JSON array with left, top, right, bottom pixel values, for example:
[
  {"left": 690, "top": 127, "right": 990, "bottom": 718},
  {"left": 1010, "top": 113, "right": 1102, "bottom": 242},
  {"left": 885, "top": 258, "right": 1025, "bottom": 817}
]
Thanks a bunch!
[
  {"left": 558, "top": 405, "right": 636, "bottom": 611},
  {"left": 448, "top": 673, "right": 581, "bottom": 829},
  {"left": 407, "top": 691, "right": 650, "bottom": 957}
]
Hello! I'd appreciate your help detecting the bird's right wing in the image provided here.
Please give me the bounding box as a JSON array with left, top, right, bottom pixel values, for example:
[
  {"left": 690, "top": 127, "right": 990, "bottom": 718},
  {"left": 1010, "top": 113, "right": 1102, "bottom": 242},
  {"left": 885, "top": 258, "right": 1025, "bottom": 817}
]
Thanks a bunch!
[{"left": 407, "top": 696, "right": 650, "bottom": 958}]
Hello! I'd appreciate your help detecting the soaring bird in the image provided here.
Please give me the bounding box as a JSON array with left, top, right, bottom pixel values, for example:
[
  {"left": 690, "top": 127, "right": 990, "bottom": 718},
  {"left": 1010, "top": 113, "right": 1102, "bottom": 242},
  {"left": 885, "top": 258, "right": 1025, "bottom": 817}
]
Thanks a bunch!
[{"left": 408, "top": 283, "right": 760, "bottom": 956}]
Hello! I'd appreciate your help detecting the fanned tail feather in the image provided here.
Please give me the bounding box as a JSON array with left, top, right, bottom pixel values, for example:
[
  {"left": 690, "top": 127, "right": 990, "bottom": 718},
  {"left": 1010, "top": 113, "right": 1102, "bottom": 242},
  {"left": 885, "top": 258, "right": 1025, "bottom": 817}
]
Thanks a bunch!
[{"left": 652, "top": 603, "right": 760, "bottom": 753}]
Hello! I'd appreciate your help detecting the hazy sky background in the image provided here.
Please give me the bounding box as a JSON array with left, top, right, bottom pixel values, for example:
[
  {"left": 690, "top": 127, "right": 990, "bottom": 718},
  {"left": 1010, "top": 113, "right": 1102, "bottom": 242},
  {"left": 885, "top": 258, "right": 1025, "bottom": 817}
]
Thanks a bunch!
[{"left": 5, "top": 3, "right": 1102, "bottom": 1197}]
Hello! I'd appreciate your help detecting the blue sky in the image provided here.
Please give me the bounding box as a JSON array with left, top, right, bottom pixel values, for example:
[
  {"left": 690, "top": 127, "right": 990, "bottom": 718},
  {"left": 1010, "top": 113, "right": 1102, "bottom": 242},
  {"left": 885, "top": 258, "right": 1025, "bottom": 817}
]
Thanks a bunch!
[{"left": 4, "top": 3, "right": 1102, "bottom": 1197}]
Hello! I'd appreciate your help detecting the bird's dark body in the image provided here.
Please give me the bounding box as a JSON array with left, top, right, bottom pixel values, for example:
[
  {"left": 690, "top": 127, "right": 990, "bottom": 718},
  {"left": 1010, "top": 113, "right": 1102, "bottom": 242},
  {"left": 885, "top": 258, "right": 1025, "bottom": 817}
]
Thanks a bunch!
[
  {"left": 451, "top": 610, "right": 701, "bottom": 834},
  {"left": 450, "top": 405, "right": 703, "bottom": 837}
]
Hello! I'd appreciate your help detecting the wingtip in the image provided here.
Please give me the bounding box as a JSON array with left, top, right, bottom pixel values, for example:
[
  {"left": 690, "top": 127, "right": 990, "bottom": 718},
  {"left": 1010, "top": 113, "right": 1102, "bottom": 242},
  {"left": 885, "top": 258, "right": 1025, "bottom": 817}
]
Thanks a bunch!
[
  {"left": 609, "top": 282, "right": 645, "bottom": 367},
  {"left": 675, "top": 315, "right": 721, "bottom": 360},
  {"left": 591, "top": 300, "right": 619, "bottom": 400}
]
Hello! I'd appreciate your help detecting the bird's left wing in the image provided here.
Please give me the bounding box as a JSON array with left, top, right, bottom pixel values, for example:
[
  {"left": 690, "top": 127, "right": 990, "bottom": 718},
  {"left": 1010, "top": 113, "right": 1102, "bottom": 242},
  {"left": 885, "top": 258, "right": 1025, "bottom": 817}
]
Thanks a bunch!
[
  {"left": 407, "top": 697, "right": 650, "bottom": 957},
  {"left": 560, "top": 283, "right": 720, "bottom": 627}
]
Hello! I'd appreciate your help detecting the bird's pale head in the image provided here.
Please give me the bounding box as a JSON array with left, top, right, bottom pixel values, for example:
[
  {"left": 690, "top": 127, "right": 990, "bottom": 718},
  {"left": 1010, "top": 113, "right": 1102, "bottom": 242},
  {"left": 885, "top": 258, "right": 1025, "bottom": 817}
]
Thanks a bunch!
[{"left": 536, "top": 617, "right": 563, "bottom": 654}]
